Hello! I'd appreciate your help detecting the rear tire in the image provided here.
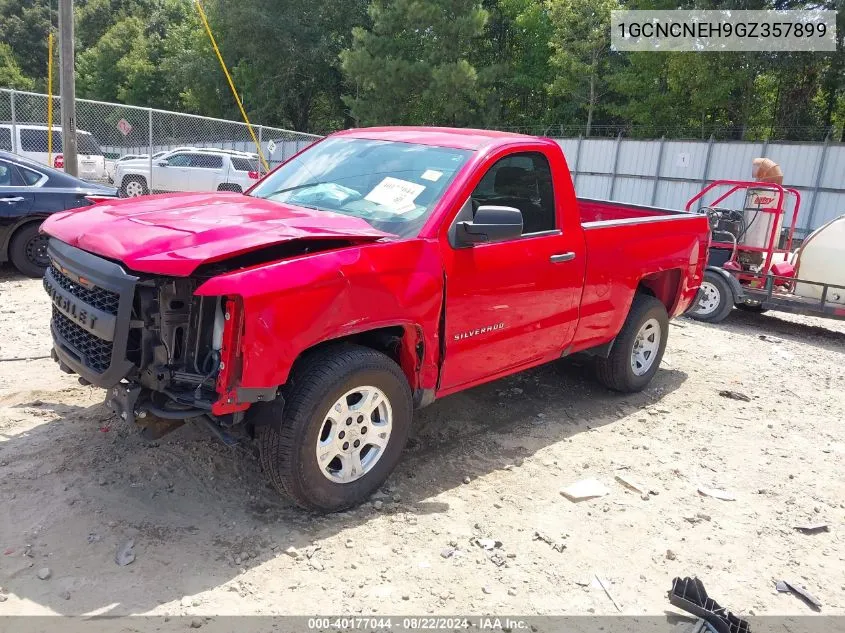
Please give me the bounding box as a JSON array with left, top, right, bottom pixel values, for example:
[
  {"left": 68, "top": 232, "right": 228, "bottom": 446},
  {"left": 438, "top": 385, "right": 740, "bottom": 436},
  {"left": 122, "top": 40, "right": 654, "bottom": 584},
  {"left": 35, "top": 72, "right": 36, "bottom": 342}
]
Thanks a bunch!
[
  {"left": 9, "top": 223, "right": 49, "bottom": 278},
  {"left": 120, "top": 176, "right": 148, "bottom": 197},
  {"left": 256, "top": 344, "right": 412, "bottom": 513},
  {"left": 594, "top": 294, "right": 669, "bottom": 393},
  {"left": 687, "top": 270, "right": 734, "bottom": 323}
]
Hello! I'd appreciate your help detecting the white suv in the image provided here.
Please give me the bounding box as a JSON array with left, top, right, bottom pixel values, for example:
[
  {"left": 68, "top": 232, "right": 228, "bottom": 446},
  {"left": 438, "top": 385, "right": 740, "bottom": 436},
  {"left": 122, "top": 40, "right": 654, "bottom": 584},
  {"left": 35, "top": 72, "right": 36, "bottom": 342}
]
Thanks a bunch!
[
  {"left": 115, "top": 148, "right": 261, "bottom": 197},
  {"left": 0, "top": 123, "right": 108, "bottom": 182}
]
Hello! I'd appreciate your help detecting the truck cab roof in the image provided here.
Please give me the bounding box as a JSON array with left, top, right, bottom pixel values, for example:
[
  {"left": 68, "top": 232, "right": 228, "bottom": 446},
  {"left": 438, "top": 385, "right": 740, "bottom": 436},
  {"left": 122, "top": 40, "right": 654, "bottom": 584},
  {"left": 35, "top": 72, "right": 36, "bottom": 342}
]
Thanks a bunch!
[{"left": 333, "top": 126, "right": 535, "bottom": 151}]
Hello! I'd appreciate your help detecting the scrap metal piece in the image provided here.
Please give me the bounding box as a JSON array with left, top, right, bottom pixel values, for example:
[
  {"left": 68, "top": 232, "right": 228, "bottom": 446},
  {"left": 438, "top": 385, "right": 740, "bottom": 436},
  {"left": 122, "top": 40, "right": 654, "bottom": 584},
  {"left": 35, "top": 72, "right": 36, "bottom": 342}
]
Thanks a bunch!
[
  {"left": 668, "top": 576, "right": 751, "bottom": 633},
  {"left": 775, "top": 579, "right": 822, "bottom": 611}
]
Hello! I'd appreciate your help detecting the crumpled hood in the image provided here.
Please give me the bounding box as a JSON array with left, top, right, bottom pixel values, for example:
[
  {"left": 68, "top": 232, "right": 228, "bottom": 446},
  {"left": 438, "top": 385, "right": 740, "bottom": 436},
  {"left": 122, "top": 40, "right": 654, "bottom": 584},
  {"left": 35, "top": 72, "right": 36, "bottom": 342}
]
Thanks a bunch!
[{"left": 41, "top": 191, "right": 393, "bottom": 276}]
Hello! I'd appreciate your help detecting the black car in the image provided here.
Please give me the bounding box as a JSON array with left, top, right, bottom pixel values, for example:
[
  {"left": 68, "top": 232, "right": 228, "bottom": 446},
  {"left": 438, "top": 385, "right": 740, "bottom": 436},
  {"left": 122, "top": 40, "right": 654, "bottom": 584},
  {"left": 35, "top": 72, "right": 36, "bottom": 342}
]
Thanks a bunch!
[{"left": 0, "top": 150, "right": 117, "bottom": 277}]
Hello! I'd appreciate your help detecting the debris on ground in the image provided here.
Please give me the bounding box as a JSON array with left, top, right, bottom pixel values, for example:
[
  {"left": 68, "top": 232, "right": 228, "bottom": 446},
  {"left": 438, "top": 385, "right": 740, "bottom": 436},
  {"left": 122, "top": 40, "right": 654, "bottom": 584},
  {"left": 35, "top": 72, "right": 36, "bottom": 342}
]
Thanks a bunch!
[
  {"left": 114, "top": 539, "right": 136, "bottom": 566},
  {"left": 58, "top": 590, "right": 70, "bottom": 600},
  {"left": 758, "top": 334, "right": 785, "bottom": 343},
  {"left": 36, "top": 568, "right": 51, "bottom": 580},
  {"left": 559, "top": 478, "right": 609, "bottom": 501},
  {"left": 793, "top": 523, "right": 829, "bottom": 535},
  {"left": 614, "top": 473, "right": 647, "bottom": 496},
  {"left": 593, "top": 574, "right": 621, "bottom": 612},
  {"left": 697, "top": 486, "right": 736, "bottom": 501},
  {"left": 533, "top": 530, "right": 566, "bottom": 553},
  {"left": 470, "top": 537, "right": 505, "bottom": 567},
  {"left": 683, "top": 513, "right": 712, "bottom": 524},
  {"left": 668, "top": 576, "right": 750, "bottom": 633},
  {"left": 776, "top": 579, "right": 822, "bottom": 611},
  {"left": 718, "top": 390, "right": 751, "bottom": 402},
  {"left": 665, "top": 549, "right": 677, "bottom": 561}
]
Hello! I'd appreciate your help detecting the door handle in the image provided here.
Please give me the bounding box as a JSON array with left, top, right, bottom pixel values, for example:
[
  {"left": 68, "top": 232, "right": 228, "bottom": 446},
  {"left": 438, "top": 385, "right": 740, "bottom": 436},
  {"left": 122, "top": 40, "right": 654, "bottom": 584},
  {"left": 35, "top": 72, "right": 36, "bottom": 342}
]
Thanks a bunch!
[
  {"left": 550, "top": 252, "right": 576, "bottom": 263},
  {"left": 0, "top": 197, "right": 24, "bottom": 203}
]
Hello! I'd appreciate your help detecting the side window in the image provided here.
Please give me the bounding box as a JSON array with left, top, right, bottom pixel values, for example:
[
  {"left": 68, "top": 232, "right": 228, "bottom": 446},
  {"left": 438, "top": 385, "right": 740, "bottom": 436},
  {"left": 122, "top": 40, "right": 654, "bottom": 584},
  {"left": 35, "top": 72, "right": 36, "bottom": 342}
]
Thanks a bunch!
[
  {"left": 0, "top": 160, "right": 12, "bottom": 186},
  {"left": 18, "top": 166, "right": 43, "bottom": 186},
  {"left": 470, "top": 152, "right": 556, "bottom": 235},
  {"left": 19, "top": 129, "right": 62, "bottom": 153},
  {"left": 165, "top": 153, "right": 191, "bottom": 167},
  {"left": 0, "top": 128, "right": 11, "bottom": 152},
  {"left": 188, "top": 153, "right": 223, "bottom": 169}
]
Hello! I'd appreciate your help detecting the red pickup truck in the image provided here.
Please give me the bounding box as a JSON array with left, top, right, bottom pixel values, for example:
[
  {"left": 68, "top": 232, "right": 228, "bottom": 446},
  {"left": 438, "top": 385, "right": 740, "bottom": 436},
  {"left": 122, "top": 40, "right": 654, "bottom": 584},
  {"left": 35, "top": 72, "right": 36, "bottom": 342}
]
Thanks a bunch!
[{"left": 42, "top": 127, "right": 709, "bottom": 511}]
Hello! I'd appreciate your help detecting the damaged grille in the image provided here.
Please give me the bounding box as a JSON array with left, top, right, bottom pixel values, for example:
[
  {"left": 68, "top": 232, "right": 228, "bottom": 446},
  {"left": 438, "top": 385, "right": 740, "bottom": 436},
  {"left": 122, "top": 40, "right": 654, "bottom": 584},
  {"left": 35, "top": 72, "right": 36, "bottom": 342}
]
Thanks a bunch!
[
  {"left": 48, "top": 264, "right": 120, "bottom": 315},
  {"left": 52, "top": 307, "right": 113, "bottom": 374}
]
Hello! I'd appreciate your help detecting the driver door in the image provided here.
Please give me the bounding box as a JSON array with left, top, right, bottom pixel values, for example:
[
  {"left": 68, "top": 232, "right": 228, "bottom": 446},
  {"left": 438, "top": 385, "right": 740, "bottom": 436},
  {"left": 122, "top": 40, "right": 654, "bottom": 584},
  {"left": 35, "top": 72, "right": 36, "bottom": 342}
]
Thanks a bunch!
[{"left": 438, "top": 150, "right": 586, "bottom": 393}]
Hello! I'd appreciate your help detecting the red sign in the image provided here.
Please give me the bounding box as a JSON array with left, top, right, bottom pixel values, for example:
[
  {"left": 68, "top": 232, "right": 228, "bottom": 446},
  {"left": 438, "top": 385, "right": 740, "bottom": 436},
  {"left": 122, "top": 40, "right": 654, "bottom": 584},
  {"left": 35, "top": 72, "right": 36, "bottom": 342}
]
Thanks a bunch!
[{"left": 117, "top": 119, "right": 133, "bottom": 136}]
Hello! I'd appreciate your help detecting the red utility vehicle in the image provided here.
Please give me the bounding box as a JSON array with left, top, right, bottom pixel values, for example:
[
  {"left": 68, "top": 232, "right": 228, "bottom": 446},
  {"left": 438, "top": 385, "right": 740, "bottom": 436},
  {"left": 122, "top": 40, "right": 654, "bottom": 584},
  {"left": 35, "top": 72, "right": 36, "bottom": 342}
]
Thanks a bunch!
[
  {"left": 42, "top": 127, "right": 709, "bottom": 511},
  {"left": 685, "top": 180, "right": 845, "bottom": 323}
]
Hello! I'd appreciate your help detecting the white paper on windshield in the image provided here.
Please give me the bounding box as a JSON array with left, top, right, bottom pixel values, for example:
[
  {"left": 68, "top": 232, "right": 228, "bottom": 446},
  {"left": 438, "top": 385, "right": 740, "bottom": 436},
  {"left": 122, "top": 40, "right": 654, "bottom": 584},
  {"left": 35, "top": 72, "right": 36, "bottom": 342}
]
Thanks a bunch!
[
  {"left": 421, "top": 169, "right": 442, "bottom": 182},
  {"left": 365, "top": 177, "right": 426, "bottom": 211}
]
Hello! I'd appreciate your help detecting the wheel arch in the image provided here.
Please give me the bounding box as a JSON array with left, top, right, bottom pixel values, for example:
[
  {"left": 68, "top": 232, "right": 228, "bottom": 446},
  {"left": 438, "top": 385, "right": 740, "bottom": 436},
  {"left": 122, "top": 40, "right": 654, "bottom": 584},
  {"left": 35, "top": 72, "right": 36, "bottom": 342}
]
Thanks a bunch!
[
  {"left": 287, "top": 323, "right": 430, "bottom": 407},
  {"left": 637, "top": 268, "right": 684, "bottom": 313},
  {"left": 704, "top": 265, "right": 743, "bottom": 303}
]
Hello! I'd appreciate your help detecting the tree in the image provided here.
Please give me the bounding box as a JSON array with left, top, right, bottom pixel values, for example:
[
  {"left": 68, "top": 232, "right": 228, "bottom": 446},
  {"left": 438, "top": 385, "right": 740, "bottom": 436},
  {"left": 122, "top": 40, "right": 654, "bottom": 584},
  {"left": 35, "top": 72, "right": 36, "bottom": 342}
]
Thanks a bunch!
[
  {"left": 341, "top": 0, "right": 491, "bottom": 126},
  {"left": 0, "top": 42, "right": 34, "bottom": 90},
  {"left": 0, "top": 0, "right": 53, "bottom": 89},
  {"left": 547, "top": 0, "right": 618, "bottom": 136}
]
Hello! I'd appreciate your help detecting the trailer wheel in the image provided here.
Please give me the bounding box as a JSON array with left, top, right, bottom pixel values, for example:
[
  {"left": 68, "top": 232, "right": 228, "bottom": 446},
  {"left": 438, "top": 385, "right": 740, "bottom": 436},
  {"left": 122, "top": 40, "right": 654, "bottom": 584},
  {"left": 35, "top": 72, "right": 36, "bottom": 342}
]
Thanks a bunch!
[
  {"left": 687, "top": 270, "right": 734, "bottom": 323},
  {"left": 594, "top": 294, "right": 668, "bottom": 393},
  {"left": 257, "top": 344, "right": 412, "bottom": 513}
]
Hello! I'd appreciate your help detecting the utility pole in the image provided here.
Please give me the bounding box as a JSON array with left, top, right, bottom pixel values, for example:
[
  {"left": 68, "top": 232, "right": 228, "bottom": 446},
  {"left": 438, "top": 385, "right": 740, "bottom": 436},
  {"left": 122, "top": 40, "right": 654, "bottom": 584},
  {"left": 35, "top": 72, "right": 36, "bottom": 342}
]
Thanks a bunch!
[{"left": 58, "top": 0, "right": 78, "bottom": 176}]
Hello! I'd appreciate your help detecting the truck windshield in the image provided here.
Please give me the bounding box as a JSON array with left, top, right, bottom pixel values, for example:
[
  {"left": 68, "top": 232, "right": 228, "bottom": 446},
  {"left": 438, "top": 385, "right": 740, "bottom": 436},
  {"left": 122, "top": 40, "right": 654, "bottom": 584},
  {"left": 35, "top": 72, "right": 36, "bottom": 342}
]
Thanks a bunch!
[{"left": 250, "top": 137, "right": 472, "bottom": 237}]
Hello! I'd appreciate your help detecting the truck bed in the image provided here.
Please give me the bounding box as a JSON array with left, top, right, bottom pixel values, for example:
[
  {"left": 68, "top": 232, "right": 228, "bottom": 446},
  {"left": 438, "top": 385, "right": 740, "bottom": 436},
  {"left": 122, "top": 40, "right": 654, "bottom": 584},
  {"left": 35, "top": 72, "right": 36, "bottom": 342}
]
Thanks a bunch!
[
  {"left": 569, "top": 197, "right": 710, "bottom": 352},
  {"left": 577, "top": 198, "right": 689, "bottom": 225}
]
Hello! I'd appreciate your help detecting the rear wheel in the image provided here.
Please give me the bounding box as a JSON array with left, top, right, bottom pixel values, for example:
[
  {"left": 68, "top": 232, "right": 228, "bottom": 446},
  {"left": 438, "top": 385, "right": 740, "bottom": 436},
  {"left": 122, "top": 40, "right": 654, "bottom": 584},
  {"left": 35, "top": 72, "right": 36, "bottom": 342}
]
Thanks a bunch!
[
  {"left": 594, "top": 294, "right": 669, "bottom": 393},
  {"left": 120, "top": 176, "right": 148, "bottom": 197},
  {"left": 257, "top": 345, "right": 412, "bottom": 513},
  {"left": 9, "top": 223, "right": 49, "bottom": 278},
  {"left": 687, "top": 270, "right": 734, "bottom": 323}
]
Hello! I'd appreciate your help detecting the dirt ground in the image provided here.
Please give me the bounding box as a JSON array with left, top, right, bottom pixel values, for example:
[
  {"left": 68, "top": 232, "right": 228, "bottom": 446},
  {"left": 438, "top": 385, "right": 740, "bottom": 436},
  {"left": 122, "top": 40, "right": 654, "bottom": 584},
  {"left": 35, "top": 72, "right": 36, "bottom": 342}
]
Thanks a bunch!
[{"left": 0, "top": 263, "right": 843, "bottom": 619}]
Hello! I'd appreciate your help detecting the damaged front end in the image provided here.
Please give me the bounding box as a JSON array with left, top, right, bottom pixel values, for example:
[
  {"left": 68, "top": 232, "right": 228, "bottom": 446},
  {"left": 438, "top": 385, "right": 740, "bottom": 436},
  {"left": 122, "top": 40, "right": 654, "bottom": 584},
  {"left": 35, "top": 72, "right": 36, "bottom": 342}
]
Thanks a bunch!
[{"left": 45, "top": 239, "right": 262, "bottom": 439}]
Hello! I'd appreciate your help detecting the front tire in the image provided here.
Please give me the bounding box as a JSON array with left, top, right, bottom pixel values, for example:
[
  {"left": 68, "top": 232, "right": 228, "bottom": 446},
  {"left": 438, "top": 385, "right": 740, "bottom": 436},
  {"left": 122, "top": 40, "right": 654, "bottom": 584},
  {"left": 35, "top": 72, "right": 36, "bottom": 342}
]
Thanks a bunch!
[
  {"left": 687, "top": 270, "right": 735, "bottom": 323},
  {"left": 257, "top": 345, "right": 412, "bottom": 513},
  {"left": 9, "top": 223, "right": 49, "bottom": 278},
  {"left": 594, "top": 294, "right": 669, "bottom": 393}
]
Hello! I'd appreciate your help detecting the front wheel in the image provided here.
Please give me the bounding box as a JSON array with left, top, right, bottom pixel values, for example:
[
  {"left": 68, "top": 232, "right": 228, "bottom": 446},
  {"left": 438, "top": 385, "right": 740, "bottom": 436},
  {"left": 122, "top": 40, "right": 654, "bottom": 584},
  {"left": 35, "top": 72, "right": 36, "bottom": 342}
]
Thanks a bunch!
[
  {"left": 687, "top": 270, "right": 735, "bottom": 323},
  {"left": 594, "top": 294, "right": 669, "bottom": 393},
  {"left": 257, "top": 345, "right": 412, "bottom": 513},
  {"left": 9, "top": 223, "right": 50, "bottom": 278}
]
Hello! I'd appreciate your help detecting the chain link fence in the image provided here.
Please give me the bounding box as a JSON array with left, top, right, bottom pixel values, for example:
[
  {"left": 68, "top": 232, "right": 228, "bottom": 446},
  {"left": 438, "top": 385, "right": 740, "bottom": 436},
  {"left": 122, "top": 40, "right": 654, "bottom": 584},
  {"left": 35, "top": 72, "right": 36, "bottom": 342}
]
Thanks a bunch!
[{"left": 0, "top": 88, "right": 321, "bottom": 191}]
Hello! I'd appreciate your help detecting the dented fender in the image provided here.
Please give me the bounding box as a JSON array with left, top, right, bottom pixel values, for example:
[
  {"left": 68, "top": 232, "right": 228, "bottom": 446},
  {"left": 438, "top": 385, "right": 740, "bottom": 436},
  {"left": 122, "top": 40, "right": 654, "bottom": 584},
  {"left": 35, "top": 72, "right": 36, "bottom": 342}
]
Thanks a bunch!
[{"left": 195, "top": 238, "right": 444, "bottom": 393}]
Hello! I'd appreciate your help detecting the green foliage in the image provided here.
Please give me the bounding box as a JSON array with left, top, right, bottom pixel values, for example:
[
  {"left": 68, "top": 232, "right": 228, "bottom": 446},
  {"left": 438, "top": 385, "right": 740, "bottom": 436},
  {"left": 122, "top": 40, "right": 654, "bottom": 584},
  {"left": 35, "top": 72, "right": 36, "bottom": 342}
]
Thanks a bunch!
[
  {"left": 547, "top": 0, "right": 619, "bottom": 135},
  {"left": 0, "top": 0, "right": 841, "bottom": 139},
  {"left": 0, "top": 42, "right": 34, "bottom": 90},
  {"left": 341, "top": 0, "right": 490, "bottom": 126}
]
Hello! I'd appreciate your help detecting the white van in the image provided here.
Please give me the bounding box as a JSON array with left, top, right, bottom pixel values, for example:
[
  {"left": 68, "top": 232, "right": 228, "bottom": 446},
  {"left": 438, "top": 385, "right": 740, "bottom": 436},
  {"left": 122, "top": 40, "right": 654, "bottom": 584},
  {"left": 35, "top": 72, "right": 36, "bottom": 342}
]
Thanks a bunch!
[{"left": 0, "top": 123, "right": 108, "bottom": 182}]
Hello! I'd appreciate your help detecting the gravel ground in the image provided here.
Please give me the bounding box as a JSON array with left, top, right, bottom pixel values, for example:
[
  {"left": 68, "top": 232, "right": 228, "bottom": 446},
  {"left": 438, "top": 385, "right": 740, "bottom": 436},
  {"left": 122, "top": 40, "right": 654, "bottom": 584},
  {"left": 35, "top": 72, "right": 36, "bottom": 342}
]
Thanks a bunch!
[{"left": 0, "top": 264, "right": 843, "bottom": 618}]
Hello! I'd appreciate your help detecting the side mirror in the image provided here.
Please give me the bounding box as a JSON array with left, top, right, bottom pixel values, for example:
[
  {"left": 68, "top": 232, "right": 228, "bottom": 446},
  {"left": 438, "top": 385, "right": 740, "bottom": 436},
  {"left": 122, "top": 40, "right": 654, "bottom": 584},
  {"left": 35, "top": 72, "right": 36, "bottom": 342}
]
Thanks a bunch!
[
  {"left": 157, "top": 161, "right": 168, "bottom": 167},
  {"left": 456, "top": 205, "right": 523, "bottom": 246}
]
